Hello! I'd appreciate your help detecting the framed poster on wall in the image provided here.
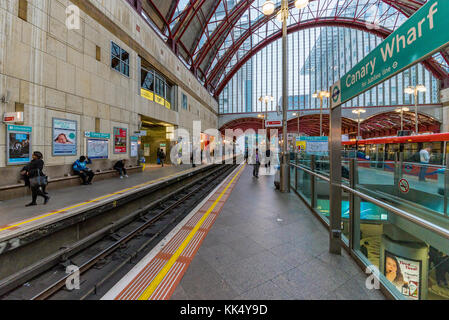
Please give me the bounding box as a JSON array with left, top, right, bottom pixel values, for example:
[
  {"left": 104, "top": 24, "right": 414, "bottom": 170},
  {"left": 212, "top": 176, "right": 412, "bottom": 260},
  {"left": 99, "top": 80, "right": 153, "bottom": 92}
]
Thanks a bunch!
[
  {"left": 130, "top": 136, "right": 138, "bottom": 158},
  {"left": 113, "top": 127, "right": 127, "bottom": 154},
  {"left": 87, "top": 139, "right": 109, "bottom": 159},
  {"left": 6, "top": 125, "right": 32, "bottom": 165},
  {"left": 85, "top": 132, "right": 110, "bottom": 160},
  {"left": 52, "top": 118, "right": 77, "bottom": 156},
  {"left": 384, "top": 251, "right": 422, "bottom": 300}
]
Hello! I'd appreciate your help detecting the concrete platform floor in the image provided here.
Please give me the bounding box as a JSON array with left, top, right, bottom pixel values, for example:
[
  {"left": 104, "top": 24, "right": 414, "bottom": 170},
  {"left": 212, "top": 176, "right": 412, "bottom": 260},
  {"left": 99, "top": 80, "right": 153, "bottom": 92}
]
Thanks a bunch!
[
  {"left": 172, "top": 166, "right": 386, "bottom": 300},
  {"left": 0, "top": 164, "right": 197, "bottom": 226}
]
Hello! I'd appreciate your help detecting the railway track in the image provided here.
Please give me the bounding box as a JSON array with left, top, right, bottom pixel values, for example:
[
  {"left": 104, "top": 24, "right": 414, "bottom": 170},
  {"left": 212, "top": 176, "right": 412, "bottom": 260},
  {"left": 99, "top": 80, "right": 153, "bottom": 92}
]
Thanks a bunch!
[{"left": 1, "top": 164, "right": 238, "bottom": 300}]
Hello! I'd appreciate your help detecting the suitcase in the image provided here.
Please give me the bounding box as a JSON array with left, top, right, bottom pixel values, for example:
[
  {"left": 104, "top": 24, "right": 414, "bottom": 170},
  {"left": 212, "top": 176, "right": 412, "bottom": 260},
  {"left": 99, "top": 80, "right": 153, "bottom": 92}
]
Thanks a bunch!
[{"left": 274, "top": 168, "right": 280, "bottom": 190}]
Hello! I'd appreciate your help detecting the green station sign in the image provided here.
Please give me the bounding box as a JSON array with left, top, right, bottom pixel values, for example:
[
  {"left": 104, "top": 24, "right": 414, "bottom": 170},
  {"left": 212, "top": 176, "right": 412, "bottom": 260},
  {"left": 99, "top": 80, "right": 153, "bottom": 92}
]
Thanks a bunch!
[
  {"left": 331, "top": 0, "right": 449, "bottom": 108},
  {"left": 84, "top": 131, "right": 111, "bottom": 139}
]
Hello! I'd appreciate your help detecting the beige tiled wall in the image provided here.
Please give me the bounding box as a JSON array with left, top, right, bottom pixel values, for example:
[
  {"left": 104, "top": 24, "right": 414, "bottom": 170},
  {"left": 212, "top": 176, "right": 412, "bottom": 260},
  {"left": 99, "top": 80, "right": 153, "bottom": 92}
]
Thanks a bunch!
[{"left": 0, "top": 0, "right": 218, "bottom": 172}]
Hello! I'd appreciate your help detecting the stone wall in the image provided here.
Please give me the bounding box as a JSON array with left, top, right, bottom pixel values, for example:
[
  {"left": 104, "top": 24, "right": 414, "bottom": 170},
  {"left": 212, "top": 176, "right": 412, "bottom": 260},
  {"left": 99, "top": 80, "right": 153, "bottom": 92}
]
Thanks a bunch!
[{"left": 0, "top": 0, "right": 218, "bottom": 186}]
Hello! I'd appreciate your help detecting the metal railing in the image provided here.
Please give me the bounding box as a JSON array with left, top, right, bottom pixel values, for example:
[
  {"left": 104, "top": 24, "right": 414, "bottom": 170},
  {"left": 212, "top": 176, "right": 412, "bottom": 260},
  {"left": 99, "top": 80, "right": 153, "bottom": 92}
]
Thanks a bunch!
[
  {"left": 290, "top": 154, "right": 449, "bottom": 300},
  {"left": 290, "top": 158, "right": 449, "bottom": 241}
]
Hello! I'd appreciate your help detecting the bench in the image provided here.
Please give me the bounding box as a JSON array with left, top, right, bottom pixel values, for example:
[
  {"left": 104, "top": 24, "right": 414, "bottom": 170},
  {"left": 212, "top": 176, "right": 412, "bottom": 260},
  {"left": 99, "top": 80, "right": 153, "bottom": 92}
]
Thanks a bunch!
[{"left": 0, "top": 166, "right": 142, "bottom": 201}]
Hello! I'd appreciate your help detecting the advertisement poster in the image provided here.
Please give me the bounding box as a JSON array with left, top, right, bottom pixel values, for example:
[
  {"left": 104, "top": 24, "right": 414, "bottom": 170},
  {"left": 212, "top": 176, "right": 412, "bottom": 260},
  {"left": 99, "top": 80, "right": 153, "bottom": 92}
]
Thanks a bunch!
[
  {"left": 53, "top": 118, "right": 77, "bottom": 156},
  {"left": 130, "top": 136, "right": 139, "bottom": 158},
  {"left": 298, "top": 136, "right": 329, "bottom": 155},
  {"left": 7, "top": 125, "right": 32, "bottom": 165},
  {"left": 144, "top": 144, "right": 150, "bottom": 157},
  {"left": 87, "top": 139, "right": 109, "bottom": 159},
  {"left": 384, "top": 251, "right": 421, "bottom": 300},
  {"left": 114, "top": 127, "right": 127, "bottom": 154}
]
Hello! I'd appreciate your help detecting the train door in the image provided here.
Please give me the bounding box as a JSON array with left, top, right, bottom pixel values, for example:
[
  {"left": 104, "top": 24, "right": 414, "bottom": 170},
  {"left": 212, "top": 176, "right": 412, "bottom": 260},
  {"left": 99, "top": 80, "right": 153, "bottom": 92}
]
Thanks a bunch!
[
  {"left": 403, "top": 143, "right": 419, "bottom": 162},
  {"left": 385, "top": 143, "right": 399, "bottom": 161},
  {"left": 377, "top": 144, "right": 385, "bottom": 168},
  {"left": 429, "top": 141, "right": 443, "bottom": 165},
  {"left": 444, "top": 141, "right": 448, "bottom": 166}
]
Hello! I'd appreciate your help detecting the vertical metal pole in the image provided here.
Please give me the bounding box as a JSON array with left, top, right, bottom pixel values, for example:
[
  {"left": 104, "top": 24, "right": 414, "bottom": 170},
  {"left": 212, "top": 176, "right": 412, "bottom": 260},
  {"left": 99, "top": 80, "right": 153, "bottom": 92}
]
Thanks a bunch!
[
  {"left": 357, "top": 112, "right": 360, "bottom": 139},
  {"left": 415, "top": 90, "right": 419, "bottom": 134},
  {"left": 401, "top": 109, "right": 404, "bottom": 131},
  {"left": 297, "top": 114, "right": 300, "bottom": 137},
  {"left": 329, "top": 103, "right": 342, "bottom": 255},
  {"left": 295, "top": 152, "right": 298, "bottom": 191},
  {"left": 311, "top": 155, "right": 316, "bottom": 208},
  {"left": 444, "top": 156, "right": 449, "bottom": 216},
  {"left": 349, "top": 159, "right": 360, "bottom": 250},
  {"left": 394, "top": 152, "right": 400, "bottom": 196},
  {"left": 320, "top": 97, "right": 323, "bottom": 136},
  {"left": 280, "top": 0, "right": 290, "bottom": 193}
]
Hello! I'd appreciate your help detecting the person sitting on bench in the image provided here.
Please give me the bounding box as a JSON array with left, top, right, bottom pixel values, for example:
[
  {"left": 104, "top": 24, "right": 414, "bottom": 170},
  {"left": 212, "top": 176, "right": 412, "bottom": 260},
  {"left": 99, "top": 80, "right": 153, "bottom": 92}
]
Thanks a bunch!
[
  {"left": 114, "top": 159, "right": 128, "bottom": 179},
  {"left": 73, "top": 156, "right": 94, "bottom": 185}
]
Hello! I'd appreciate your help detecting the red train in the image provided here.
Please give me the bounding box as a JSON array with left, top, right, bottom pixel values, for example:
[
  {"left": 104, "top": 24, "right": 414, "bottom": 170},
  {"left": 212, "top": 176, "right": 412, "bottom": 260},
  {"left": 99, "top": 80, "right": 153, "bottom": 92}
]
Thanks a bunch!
[{"left": 342, "top": 133, "right": 449, "bottom": 179}]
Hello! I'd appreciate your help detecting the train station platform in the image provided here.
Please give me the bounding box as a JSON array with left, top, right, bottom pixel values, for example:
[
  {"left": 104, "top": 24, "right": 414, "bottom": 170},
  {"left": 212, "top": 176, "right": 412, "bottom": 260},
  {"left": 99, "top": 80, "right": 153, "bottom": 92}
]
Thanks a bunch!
[
  {"left": 0, "top": 165, "right": 200, "bottom": 234},
  {"left": 103, "top": 164, "right": 385, "bottom": 300}
]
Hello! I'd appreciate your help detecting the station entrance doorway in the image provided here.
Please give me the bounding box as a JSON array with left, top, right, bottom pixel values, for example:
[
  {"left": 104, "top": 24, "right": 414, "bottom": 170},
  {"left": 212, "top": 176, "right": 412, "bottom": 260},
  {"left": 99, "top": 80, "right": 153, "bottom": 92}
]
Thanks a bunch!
[{"left": 140, "top": 115, "right": 175, "bottom": 165}]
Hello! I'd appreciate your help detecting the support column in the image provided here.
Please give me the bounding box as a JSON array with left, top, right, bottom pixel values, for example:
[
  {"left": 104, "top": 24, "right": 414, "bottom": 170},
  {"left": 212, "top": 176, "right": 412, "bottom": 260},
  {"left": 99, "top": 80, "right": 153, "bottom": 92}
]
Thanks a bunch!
[
  {"left": 441, "top": 88, "right": 449, "bottom": 132},
  {"left": 329, "top": 104, "right": 342, "bottom": 255}
]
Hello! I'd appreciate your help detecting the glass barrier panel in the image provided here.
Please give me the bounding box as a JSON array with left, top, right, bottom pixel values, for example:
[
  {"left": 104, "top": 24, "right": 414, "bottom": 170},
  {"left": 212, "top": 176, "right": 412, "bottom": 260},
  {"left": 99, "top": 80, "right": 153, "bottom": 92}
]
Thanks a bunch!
[
  {"left": 296, "top": 166, "right": 312, "bottom": 205},
  {"left": 355, "top": 153, "right": 449, "bottom": 230},
  {"left": 353, "top": 194, "right": 449, "bottom": 300},
  {"left": 314, "top": 175, "right": 330, "bottom": 224}
]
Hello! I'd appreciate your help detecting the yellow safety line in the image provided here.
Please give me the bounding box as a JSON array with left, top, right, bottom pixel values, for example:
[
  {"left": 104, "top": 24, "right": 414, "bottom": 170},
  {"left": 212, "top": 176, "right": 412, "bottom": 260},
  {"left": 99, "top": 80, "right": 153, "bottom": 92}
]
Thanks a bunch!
[
  {"left": 137, "top": 164, "right": 246, "bottom": 300},
  {"left": 0, "top": 169, "right": 195, "bottom": 233}
]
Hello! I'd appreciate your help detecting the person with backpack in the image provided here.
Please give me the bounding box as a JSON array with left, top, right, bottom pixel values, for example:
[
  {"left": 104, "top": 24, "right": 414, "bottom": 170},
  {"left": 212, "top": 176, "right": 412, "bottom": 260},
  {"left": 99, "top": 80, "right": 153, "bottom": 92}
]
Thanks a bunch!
[
  {"left": 73, "top": 156, "right": 94, "bottom": 185},
  {"left": 25, "top": 151, "right": 50, "bottom": 207},
  {"left": 159, "top": 149, "right": 166, "bottom": 167},
  {"left": 114, "top": 159, "right": 128, "bottom": 179},
  {"left": 265, "top": 148, "right": 271, "bottom": 173}
]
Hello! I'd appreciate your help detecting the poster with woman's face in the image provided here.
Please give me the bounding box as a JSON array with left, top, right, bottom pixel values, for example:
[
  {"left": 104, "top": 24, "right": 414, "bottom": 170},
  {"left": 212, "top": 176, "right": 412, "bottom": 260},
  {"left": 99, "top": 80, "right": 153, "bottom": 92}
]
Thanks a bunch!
[
  {"left": 384, "top": 251, "right": 421, "bottom": 300},
  {"left": 53, "top": 118, "right": 77, "bottom": 156}
]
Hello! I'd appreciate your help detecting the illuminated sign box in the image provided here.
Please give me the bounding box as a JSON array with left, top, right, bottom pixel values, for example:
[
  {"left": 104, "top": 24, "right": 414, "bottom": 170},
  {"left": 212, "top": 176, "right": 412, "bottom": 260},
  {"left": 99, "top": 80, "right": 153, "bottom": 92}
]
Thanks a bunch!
[{"left": 3, "top": 112, "right": 23, "bottom": 123}]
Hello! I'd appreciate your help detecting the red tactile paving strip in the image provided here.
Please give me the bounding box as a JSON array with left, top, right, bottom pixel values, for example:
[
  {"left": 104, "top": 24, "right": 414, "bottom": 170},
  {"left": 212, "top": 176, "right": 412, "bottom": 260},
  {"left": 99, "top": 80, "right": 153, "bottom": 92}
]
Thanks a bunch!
[{"left": 114, "top": 165, "right": 245, "bottom": 300}]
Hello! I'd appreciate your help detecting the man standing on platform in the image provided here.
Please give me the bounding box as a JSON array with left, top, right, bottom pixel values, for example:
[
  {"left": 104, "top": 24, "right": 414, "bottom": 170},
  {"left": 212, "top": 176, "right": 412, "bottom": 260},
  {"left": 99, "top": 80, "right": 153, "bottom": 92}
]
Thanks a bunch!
[
  {"left": 253, "top": 149, "right": 261, "bottom": 179},
  {"left": 419, "top": 146, "right": 431, "bottom": 182}
]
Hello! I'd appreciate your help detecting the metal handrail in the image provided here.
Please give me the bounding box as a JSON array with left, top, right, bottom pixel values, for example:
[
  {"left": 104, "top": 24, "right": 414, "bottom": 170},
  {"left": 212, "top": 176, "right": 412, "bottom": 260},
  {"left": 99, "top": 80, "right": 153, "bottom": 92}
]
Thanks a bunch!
[
  {"left": 291, "top": 163, "right": 330, "bottom": 182},
  {"left": 290, "top": 163, "right": 449, "bottom": 241}
]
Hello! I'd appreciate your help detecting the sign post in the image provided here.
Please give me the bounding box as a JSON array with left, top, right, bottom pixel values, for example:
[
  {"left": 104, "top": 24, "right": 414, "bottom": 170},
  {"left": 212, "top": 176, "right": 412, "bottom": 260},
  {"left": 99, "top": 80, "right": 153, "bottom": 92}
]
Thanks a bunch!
[{"left": 328, "top": 0, "right": 449, "bottom": 255}]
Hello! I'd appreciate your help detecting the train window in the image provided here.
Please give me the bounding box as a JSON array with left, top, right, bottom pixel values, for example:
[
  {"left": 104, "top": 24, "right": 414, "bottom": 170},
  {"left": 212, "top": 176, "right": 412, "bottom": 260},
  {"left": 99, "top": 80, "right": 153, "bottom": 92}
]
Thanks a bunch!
[
  {"left": 403, "top": 143, "right": 419, "bottom": 162},
  {"left": 366, "top": 145, "right": 377, "bottom": 161},
  {"left": 377, "top": 144, "right": 385, "bottom": 161},
  {"left": 386, "top": 143, "right": 399, "bottom": 161},
  {"left": 429, "top": 142, "right": 443, "bottom": 165}
]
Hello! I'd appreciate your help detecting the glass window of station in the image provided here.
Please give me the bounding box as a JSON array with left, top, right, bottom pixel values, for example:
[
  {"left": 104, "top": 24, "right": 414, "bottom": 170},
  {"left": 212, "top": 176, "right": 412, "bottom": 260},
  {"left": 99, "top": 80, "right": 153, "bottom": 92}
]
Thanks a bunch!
[
  {"left": 140, "top": 57, "right": 174, "bottom": 110},
  {"left": 111, "top": 41, "right": 130, "bottom": 77},
  {"left": 182, "top": 93, "right": 188, "bottom": 110}
]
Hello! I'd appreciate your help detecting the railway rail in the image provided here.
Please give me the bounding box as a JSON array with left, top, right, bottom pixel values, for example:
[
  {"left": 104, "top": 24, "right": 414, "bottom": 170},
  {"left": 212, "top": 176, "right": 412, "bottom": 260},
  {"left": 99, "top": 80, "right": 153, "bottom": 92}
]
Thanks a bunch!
[{"left": 0, "top": 163, "right": 237, "bottom": 300}]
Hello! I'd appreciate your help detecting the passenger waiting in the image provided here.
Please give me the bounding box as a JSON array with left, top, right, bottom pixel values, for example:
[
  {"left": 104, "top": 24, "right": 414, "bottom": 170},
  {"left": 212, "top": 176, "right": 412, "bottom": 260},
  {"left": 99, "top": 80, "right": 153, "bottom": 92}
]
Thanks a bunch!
[
  {"left": 419, "top": 147, "right": 431, "bottom": 182},
  {"left": 73, "top": 156, "right": 94, "bottom": 185},
  {"left": 114, "top": 159, "right": 129, "bottom": 179}
]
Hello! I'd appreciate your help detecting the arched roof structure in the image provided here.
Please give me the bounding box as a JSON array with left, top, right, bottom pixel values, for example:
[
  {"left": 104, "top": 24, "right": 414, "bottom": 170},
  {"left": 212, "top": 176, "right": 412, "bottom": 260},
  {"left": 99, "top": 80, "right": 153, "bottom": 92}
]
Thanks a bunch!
[
  {"left": 219, "top": 111, "right": 441, "bottom": 137},
  {"left": 130, "top": 0, "right": 449, "bottom": 97}
]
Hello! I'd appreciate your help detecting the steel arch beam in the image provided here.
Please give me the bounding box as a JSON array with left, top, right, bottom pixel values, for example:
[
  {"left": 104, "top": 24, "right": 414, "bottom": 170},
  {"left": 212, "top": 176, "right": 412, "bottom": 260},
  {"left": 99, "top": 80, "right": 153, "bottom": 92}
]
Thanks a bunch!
[
  {"left": 211, "top": 17, "right": 448, "bottom": 97},
  {"left": 193, "top": 0, "right": 254, "bottom": 72}
]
